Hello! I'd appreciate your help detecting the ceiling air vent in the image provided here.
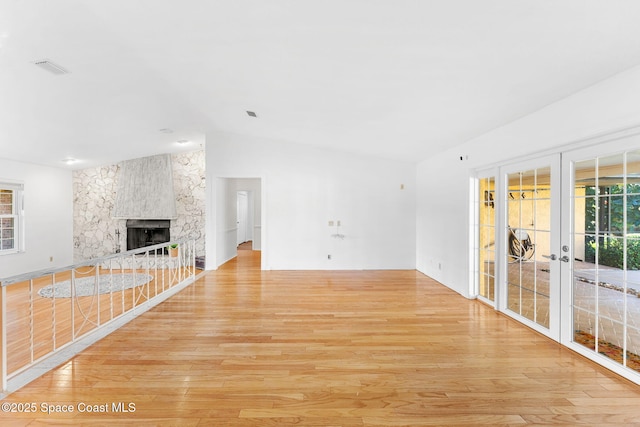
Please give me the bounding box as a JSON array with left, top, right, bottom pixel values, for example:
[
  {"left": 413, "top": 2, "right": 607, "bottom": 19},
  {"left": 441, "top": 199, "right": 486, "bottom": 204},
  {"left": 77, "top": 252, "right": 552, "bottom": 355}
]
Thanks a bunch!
[
  {"left": 33, "top": 59, "right": 70, "bottom": 75},
  {"left": 246, "top": 111, "right": 257, "bottom": 118}
]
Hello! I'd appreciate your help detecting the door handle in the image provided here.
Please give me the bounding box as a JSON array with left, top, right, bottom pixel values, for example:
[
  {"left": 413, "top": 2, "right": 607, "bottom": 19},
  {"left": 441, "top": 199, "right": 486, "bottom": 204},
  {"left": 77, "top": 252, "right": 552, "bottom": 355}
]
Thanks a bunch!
[{"left": 541, "top": 254, "right": 569, "bottom": 262}]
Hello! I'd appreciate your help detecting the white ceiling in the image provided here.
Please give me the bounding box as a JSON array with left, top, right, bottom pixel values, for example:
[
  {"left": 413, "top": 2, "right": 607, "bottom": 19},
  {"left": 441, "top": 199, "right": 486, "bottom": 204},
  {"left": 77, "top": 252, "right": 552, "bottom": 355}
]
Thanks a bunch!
[{"left": 2, "top": 0, "right": 640, "bottom": 169}]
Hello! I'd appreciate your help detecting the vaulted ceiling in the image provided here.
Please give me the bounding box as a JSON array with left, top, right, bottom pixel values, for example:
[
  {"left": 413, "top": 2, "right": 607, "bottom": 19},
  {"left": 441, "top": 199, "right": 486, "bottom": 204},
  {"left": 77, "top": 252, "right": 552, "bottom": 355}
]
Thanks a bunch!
[{"left": 2, "top": 0, "right": 640, "bottom": 169}]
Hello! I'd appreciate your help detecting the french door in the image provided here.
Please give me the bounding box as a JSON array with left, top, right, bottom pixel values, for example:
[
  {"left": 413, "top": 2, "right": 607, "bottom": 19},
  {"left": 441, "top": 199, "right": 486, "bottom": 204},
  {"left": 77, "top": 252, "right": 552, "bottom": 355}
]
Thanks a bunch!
[
  {"left": 477, "top": 131, "right": 640, "bottom": 383},
  {"left": 477, "top": 174, "right": 497, "bottom": 304},
  {"left": 499, "top": 155, "right": 561, "bottom": 340},
  {"left": 561, "top": 135, "right": 640, "bottom": 381}
]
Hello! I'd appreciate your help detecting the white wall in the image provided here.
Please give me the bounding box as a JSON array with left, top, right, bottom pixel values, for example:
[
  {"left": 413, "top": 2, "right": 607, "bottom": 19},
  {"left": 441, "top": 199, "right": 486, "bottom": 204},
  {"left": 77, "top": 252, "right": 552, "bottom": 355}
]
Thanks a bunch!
[
  {"left": 0, "top": 158, "right": 73, "bottom": 278},
  {"left": 206, "top": 131, "right": 416, "bottom": 270},
  {"left": 416, "top": 64, "right": 640, "bottom": 298},
  {"left": 215, "top": 177, "right": 238, "bottom": 267}
]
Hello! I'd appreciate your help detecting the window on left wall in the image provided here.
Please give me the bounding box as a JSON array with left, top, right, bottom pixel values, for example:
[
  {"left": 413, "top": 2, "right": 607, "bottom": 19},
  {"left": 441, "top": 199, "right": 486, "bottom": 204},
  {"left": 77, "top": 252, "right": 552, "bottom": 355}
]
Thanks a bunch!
[{"left": 0, "top": 182, "right": 24, "bottom": 254}]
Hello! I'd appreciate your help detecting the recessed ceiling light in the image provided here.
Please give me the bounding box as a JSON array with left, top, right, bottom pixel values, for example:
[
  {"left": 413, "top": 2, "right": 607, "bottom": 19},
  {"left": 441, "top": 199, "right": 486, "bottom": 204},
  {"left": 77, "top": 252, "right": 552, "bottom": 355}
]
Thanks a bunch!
[
  {"left": 176, "top": 139, "right": 190, "bottom": 145},
  {"left": 159, "top": 128, "right": 174, "bottom": 134},
  {"left": 246, "top": 111, "right": 257, "bottom": 118},
  {"left": 61, "top": 157, "right": 78, "bottom": 165}
]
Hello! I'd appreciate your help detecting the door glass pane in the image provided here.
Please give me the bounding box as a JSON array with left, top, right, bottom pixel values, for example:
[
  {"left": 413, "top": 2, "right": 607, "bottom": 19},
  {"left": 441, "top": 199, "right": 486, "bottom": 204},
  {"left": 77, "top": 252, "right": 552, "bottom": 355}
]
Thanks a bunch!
[
  {"left": 598, "top": 154, "right": 625, "bottom": 186},
  {"left": 506, "top": 168, "right": 550, "bottom": 329},
  {"left": 572, "top": 152, "right": 640, "bottom": 373},
  {"left": 478, "top": 177, "right": 496, "bottom": 301},
  {"left": 626, "top": 150, "right": 640, "bottom": 371}
]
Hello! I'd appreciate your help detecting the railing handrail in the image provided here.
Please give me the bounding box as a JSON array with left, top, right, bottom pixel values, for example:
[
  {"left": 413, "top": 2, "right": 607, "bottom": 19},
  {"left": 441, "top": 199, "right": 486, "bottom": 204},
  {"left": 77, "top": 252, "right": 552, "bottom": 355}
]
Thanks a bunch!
[
  {"left": 1, "top": 237, "right": 198, "bottom": 395},
  {"left": 0, "top": 238, "right": 192, "bottom": 286}
]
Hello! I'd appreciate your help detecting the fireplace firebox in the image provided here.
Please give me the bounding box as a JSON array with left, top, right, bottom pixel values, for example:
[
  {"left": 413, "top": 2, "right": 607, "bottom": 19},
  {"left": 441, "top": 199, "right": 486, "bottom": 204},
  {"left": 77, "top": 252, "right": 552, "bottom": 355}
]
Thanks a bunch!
[{"left": 126, "top": 219, "right": 170, "bottom": 254}]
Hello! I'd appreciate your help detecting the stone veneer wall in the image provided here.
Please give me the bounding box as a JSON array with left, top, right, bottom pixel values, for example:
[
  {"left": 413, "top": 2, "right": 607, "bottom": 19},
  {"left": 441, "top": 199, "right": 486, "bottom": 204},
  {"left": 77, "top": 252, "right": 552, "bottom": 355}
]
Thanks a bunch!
[
  {"left": 73, "top": 150, "right": 205, "bottom": 261},
  {"left": 171, "top": 150, "right": 206, "bottom": 258}
]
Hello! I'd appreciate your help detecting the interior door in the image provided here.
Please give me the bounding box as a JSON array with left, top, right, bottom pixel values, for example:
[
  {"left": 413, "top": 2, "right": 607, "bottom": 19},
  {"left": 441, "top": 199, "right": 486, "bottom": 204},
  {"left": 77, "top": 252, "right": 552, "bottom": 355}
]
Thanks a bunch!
[
  {"left": 237, "top": 191, "right": 248, "bottom": 245},
  {"left": 500, "top": 154, "right": 561, "bottom": 340}
]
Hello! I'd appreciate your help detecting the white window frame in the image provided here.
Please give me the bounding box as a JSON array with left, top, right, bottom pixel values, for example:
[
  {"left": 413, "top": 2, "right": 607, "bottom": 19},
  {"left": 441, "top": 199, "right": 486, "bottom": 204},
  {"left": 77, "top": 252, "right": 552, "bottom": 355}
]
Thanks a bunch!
[{"left": 0, "top": 181, "right": 24, "bottom": 255}]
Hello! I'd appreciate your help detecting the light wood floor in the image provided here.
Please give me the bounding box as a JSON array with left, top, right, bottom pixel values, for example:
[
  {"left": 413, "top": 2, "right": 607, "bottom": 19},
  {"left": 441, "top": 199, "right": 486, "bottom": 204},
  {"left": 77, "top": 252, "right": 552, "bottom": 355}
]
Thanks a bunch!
[{"left": 2, "top": 251, "right": 640, "bottom": 426}]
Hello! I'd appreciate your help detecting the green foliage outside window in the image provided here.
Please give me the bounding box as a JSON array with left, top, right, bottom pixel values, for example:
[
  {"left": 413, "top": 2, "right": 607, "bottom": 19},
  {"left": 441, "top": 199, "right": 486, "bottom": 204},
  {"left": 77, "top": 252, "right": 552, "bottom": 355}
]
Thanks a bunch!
[
  {"left": 584, "top": 184, "right": 640, "bottom": 269},
  {"left": 585, "top": 236, "right": 640, "bottom": 270}
]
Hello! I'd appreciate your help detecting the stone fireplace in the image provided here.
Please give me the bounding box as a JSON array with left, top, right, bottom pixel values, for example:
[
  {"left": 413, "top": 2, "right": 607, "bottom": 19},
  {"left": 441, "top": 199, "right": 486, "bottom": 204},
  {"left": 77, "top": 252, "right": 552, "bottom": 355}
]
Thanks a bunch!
[{"left": 73, "top": 150, "right": 205, "bottom": 262}]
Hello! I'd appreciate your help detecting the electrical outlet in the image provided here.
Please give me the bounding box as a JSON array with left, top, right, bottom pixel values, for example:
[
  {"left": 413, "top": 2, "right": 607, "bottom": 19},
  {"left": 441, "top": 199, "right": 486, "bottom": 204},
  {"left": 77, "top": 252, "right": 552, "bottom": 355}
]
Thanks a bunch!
[{"left": 49, "top": 256, "right": 53, "bottom": 262}]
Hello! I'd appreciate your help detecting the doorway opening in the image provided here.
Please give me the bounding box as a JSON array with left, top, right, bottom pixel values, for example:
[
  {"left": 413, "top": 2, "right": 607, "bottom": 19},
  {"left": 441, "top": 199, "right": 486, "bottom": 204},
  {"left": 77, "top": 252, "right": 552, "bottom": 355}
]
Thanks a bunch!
[{"left": 215, "top": 177, "right": 263, "bottom": 269}]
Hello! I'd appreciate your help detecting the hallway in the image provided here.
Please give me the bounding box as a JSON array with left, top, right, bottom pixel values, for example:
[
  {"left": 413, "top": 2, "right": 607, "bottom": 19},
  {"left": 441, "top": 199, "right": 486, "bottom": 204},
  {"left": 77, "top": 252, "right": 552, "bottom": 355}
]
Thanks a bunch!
[{"left": 2, "top": 251, "right": 640, "bottom": 425}]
